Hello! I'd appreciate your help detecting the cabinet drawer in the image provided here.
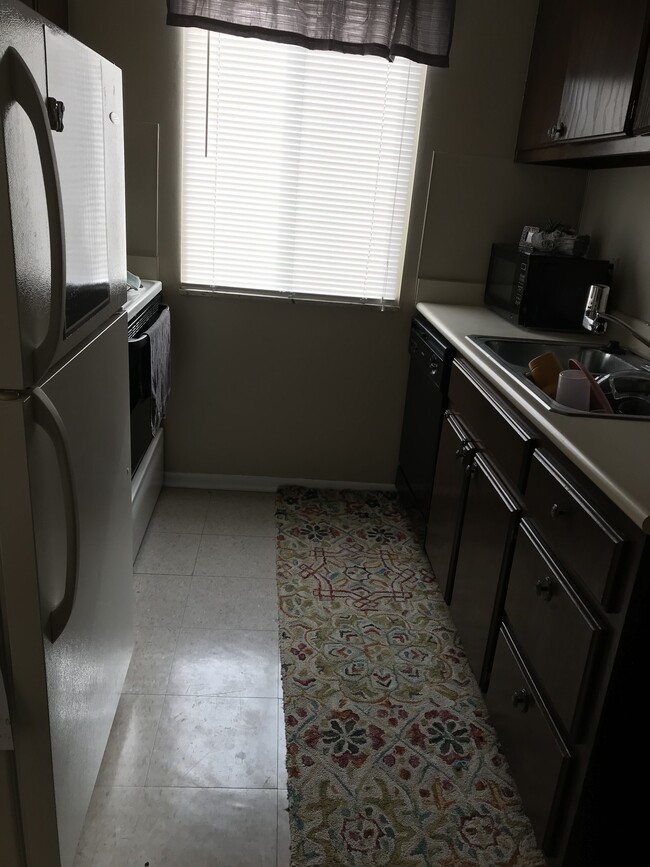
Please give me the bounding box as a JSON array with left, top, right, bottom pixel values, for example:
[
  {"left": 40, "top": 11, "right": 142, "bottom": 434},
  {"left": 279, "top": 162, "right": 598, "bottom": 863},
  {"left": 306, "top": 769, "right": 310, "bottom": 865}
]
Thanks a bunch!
[
  {"left": 448, "top": 359, "right": 536, "bottom": 491},
  {"left": 526, "top": 450, "right": 625, "bottom": 607},
  {"left": 506, "top": 520, "right": 604, "bottom": 736},
  {"left": 486, "top": 626, "right": 571, "bottom": 852}
]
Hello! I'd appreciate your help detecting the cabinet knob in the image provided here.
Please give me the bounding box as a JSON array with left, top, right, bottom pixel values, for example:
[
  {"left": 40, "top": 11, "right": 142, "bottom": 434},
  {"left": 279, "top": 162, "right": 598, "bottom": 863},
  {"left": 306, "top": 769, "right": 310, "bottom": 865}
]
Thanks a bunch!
[
  {"left": 535, "top": 575, "right": 555, "bottom": 602},
  {"left": 511, "top": 688, "right": 531, "bottom": 713},
  {"left": 548, "top": 121, "right": 567, "bottom": 140},
  {"left": 550, "top": 502, "right": 566, "bottom": 519},
  {"left": 455, "top": 442, "right": 470, "bottom": 460}
]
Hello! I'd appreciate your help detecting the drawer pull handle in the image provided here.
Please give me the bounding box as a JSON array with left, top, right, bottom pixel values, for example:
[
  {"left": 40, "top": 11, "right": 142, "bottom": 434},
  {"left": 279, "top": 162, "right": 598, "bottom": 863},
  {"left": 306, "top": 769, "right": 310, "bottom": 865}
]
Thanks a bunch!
[
  {"left": 535, "top": 576, "right": 555, "bottom": 602},
  {"left": 511, "top": 688, "right": 531, "bottom": 713},
  {"left": 550, "top": 503, "right": 566, "bottom": 519}
]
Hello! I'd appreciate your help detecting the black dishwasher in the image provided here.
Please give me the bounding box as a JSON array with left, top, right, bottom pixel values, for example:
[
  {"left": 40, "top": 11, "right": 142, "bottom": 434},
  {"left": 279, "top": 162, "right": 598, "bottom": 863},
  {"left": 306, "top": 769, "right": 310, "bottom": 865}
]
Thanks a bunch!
[{"left": 396, "top": 313, "right": 455, "bottom": 534}]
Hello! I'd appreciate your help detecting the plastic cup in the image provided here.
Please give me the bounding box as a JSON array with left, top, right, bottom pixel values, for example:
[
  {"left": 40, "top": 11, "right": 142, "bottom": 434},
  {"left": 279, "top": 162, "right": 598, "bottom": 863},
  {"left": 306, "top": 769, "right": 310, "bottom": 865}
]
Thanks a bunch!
[
  {"left": 528, "top": 351, "right": 563, "bottom": 398},
  {"left": 555, "top": 369, "right": 591, "bottom": 411}
]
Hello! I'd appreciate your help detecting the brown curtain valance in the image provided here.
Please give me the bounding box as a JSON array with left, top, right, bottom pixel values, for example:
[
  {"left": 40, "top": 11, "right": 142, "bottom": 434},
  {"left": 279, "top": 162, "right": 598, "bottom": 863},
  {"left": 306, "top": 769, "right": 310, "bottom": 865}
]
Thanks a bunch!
[{"left": 166, "top": 0, "right": 455, "bottom": 66}]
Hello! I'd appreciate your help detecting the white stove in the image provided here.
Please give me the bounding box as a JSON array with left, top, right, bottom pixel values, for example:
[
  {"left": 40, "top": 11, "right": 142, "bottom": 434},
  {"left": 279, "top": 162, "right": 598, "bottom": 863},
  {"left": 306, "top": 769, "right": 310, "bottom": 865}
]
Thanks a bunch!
[
  {"left": 123, "top": 279, "right": 166, "bottom": 560},
  {"left": 124, "top": 278, "right": 163, "bottom": 322}
]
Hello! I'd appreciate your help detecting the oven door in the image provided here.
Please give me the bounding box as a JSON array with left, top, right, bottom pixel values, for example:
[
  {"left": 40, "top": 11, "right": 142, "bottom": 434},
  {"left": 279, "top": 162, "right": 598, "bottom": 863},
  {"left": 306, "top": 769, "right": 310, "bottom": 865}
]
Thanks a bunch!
[{"left": 128, "top": 303, "right": 169, "bottom": 475}]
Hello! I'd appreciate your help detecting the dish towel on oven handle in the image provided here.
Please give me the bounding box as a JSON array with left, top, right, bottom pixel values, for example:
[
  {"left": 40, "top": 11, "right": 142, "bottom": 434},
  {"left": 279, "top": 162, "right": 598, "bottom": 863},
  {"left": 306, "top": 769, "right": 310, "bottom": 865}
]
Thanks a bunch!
[{"left": 148, "top": 304, "right": 171, "bottom": 435}]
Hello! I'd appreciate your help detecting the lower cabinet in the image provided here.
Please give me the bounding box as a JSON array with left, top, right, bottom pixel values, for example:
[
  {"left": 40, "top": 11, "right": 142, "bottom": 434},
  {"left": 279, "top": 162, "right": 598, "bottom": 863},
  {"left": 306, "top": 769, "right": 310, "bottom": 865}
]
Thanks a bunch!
[
  {"left": 504, "top": 519, "right": 604, "bottom": 737},
  {"left": 525, "top": 450, "right": 625, "bottom": 608},
  {"left": 424, "top": 411, "right": 473, "bottom": 603},
  {"left": 426, "top": 360, "right": 532, "bottom": 689},
  {"left": 486, "top": 625, "right": 572, "bottom": 852},
  {"left": 423, "top": 352, "right": 649, "bottom": 866},
  {"left": 449, "top": 453, "right": 521, "bottom": 690}
]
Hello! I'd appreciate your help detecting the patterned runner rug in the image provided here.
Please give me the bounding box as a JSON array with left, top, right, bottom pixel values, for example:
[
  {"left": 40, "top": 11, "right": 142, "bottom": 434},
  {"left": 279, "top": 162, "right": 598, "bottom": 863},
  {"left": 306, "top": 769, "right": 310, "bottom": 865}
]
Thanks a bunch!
[{"left": 276, "top": 486, "right": 545, "bottom": 867}]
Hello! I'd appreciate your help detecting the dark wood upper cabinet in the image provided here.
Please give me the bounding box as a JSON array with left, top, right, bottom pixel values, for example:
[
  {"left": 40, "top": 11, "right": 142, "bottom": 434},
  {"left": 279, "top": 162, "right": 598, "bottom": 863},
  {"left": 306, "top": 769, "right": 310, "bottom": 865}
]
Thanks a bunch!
[
  {"left": 634, "top": 39, "right": 650, "bottom": 133},
  {"left": 560, "top": 0, "right": 646, "bottom": 141},
  {"left": 516, "top": 0, "right": 573, "bottom": 153},
  {"left": 516, "top": 0, "right": 650, "bottom": 166}
]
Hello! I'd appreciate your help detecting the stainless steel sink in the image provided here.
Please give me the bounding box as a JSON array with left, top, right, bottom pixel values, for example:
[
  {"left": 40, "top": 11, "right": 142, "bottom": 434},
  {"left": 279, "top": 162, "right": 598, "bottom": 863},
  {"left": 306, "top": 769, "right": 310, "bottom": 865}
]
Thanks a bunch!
[
  {"left": 477, "top": 338, "right": 641, "bottom": 375},
  {"left": 466, "top": 335, "right": 650, "bottom": 419}
]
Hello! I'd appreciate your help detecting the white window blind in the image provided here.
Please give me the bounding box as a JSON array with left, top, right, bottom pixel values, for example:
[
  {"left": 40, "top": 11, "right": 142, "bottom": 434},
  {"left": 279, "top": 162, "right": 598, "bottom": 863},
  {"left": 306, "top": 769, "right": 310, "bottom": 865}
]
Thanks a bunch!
[{"left": 181, "top": 29, "right": 425, "bottom": 306}]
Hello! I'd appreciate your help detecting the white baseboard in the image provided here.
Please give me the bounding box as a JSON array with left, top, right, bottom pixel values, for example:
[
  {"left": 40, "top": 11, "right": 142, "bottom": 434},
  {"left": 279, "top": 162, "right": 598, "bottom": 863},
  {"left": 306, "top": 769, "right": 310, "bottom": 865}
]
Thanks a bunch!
[{"left": 163, "top": 472, "right": 396, "bottom": 493}]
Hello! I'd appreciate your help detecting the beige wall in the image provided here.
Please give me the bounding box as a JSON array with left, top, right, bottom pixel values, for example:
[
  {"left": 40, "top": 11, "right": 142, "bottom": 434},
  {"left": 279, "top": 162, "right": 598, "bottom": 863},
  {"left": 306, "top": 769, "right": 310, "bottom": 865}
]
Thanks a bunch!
[
  {"left": 416, "top": 1, "right": 587, "bottom": 293},
  {"left": 69, "top": 0, "right": 589, "bottom": 483},
  {"left": 579, "top": 167, "right": 650, "bottom": 324}
]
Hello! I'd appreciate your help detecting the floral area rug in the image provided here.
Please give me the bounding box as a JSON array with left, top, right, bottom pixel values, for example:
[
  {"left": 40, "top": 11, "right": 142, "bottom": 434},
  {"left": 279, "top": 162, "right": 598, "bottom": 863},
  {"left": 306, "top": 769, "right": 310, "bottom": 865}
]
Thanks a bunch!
[{"left": 276, "top": 486, "right": 545, "bottom": 867}]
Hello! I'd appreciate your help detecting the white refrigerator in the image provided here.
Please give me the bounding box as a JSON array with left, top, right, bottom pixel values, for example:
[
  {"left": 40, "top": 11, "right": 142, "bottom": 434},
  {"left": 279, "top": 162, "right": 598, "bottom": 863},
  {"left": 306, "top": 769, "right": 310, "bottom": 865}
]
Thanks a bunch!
[{"left": 0, "top": 3, "right": 134, "bottom": 865}]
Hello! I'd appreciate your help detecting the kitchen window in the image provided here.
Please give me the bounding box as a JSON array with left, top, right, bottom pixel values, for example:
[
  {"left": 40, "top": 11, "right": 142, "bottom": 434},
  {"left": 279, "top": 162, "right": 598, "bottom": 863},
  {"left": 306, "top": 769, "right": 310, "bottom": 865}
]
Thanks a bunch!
[{"left": 180, "top": 29, "right": 426, "bottom": 307}]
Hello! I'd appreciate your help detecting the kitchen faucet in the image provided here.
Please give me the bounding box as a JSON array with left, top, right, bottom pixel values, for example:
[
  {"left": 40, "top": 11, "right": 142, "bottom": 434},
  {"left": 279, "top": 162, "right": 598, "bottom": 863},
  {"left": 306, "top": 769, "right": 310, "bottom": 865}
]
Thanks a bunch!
[{"left": 583, "top": 284, "right": 650, "bottom": 351}]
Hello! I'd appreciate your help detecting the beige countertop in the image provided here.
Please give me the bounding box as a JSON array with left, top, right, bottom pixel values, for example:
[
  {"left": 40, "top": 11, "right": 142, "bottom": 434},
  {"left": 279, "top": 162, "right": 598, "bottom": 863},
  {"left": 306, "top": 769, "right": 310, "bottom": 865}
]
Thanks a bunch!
[{"left": 416, "top": 302, "right": 650, "bottom": 534}]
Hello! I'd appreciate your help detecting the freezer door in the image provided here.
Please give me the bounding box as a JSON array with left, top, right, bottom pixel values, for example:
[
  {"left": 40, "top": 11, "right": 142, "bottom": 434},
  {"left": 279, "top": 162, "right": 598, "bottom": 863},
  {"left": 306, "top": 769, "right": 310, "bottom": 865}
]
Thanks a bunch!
[
  {"left": 44, "top": 27, "right": 108, "bottom": 336},
  {"left": 0, "top": 313, "right": 134, "bottom": 867},
  {"left": 44, "top": 26, "right": 127, "bottom": 336},
  {"left": 0, "top": 5, "right": 127, "bottom": 391},
  {"left": 0, "top": 1, "right": 54, "bottom": 390}
]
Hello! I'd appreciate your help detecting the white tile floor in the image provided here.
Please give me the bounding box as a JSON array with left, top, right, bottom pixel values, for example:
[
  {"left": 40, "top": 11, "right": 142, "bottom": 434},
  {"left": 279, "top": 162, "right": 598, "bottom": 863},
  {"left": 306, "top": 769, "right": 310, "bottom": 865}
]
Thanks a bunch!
[{"left": 73, "top": 488, "right": 289, "bottom": 867}]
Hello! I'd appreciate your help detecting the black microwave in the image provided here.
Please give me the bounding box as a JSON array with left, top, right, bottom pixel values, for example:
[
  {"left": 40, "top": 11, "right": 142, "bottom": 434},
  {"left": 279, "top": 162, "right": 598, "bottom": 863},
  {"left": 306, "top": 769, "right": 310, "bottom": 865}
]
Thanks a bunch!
[{"left": 484, "top": 243, "right": 613, "bottom": 331}]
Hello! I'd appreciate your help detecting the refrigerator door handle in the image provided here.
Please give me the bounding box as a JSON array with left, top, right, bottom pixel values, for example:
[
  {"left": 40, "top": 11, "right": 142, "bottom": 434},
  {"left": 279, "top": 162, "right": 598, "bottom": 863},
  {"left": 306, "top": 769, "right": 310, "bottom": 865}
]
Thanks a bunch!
[
  {"left": 32, "top": 387, "right": 80, "bottom": 643},
  {"left": 4, "top": 47, "right": 65, "bottom": 383}
]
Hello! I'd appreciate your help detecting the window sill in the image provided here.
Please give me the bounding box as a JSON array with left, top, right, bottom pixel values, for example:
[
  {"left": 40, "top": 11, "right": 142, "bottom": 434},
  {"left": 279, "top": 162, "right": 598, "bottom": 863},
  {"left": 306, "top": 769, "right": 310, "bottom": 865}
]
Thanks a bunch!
[{"left": 179, "top": 283, "right": 400, "bottom": 311}]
